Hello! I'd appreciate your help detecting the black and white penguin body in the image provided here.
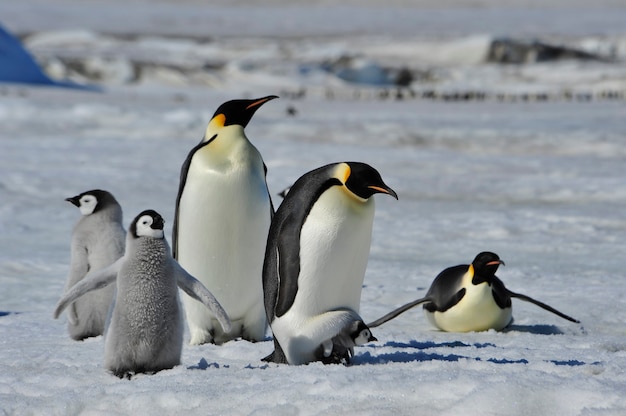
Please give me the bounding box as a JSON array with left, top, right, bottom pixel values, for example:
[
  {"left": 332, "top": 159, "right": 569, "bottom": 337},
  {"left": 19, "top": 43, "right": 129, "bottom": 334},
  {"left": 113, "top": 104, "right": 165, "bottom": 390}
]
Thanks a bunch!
[
  {"left": 54, "top": 210, "right": 231, "bottom": 378},
  {"left": 173, "top": 96, "right": 277, "bottom": 345},
  {"left": 263, "top": 162, "right": 397, "bottom": 365},
  {"left": 318, "top": 319, "right": 377, "bottom": 365},
  {"left": 368, "top": 252, "right": 580, "bottom": 332},
  {"left": 63, "top": 189, "right": 125, "bottom": 340}
]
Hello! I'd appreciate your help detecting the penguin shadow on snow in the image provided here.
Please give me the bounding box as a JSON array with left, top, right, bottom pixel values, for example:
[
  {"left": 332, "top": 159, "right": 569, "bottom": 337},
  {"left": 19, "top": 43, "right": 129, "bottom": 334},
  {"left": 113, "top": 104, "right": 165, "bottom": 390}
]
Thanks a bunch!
[
  {"left": 351, "top": 339, "right": 518, "bottom": 365},
  {"left": 352, "top": 337, "right": 593, "bottom": 367},
  {"left": 187, "top": 357, "right": 228, "bottom": 370},
  {"left": 502, "top": 322, "right": 565, "bottom": 335}
]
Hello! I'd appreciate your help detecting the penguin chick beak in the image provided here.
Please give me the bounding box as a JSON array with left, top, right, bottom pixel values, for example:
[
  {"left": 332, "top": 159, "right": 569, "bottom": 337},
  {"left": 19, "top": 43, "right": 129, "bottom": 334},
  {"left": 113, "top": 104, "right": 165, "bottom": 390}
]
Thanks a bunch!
[
  {"left": 370, "top": 335, "right": 378, "bottom": 342},
  {"left": 65, "top": 196, "right": 80, "bottom": 207},
  {"left": 153, "top": 217, "right": 165, "bottom": 230},
  {"left": 367, "top": 185, "right": 399, "bottom": 200}
]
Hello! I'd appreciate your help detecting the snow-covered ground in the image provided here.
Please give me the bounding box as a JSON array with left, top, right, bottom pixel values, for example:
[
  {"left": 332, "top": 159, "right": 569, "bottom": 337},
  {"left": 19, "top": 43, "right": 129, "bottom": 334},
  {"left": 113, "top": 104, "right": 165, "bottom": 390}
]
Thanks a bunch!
[{"left": 1, "top": 1, "right": 626, "bottom": 415}]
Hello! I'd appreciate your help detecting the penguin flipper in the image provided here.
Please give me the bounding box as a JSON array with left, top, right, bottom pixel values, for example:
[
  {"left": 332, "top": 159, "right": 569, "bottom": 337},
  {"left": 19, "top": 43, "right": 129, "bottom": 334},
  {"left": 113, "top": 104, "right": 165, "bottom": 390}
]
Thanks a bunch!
[
  {"left": 54, "top": 257, "right": 122, "bottom": 322},
  {"left": 507, "top": 290, "right": 580, "bottom": 323},
  {"left": 263, "top": 162, "right": 275, "bottom": 219},
  {"left": 68, "top": 302, "right": 79, "bottom": 325},
  {"left": 174, "top": 262, "right": 232, "bottom": 333},
  {"left": 172, "top": 138, "right": 210, "bottom": 260},
  {"left": 367, "top": 297, "right": 431, "bottom": 328}
]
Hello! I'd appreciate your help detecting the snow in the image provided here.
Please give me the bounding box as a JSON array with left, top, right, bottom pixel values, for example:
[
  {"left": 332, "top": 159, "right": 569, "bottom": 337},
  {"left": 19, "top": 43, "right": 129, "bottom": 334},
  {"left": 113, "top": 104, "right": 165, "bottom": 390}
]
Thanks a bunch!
[{"left": 1, "top": 1, "right": 626, "bottom": 415}]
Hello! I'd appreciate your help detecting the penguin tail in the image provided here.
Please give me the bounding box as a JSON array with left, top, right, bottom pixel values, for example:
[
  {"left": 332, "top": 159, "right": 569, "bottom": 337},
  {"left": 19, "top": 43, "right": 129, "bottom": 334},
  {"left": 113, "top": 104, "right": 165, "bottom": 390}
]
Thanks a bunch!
[
  {"left": 507, "top": 290, "right": 580, "bottom": 324},
  {"left": 262, "top": 339, "right": 289, "bottom": 364},
  {"left": 367, "top": 297, "right": 431, "bottom": 328}
]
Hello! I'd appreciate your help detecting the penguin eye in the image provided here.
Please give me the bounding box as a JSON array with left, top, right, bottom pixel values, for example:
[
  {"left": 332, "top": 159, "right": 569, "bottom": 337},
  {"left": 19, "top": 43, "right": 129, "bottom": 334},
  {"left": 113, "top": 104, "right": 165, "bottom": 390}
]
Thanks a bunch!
[{"left": 138, "top": 215, "right": 153, "bottom": 228}]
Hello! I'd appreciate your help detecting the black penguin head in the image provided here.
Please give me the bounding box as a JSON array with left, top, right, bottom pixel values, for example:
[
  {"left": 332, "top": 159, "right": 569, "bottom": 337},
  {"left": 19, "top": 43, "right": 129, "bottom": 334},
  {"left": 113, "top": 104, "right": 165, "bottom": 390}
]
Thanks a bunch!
[
  {"left": 130, "top": 209, "right": 165, "bottom": 239},
  {"left": 209, "top": 95, "right": 278, "bottom": 130},
  {"left": 350, "top": 320, "right": 378, "bottom": 345},
  {"left": 470, "top": 251, "right": 505, "bottom": 285},
  {"left": 340, "top": 162, "right": 398, "bottom": 201},
  {"left": 65, "top": 189, "right": 118, "bottom": 216}
]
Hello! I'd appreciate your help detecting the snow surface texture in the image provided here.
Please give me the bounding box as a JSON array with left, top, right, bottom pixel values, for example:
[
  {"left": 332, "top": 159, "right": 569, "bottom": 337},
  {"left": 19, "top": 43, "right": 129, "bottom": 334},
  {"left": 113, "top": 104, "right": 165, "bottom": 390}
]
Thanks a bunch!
[{"left": 1, "top": 1, "right": 626, "bottom": 415}]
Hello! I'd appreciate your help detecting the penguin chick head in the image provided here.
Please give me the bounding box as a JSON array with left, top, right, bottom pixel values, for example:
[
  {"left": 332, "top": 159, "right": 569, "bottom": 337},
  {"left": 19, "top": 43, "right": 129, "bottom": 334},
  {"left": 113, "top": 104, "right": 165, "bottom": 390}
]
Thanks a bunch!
[
  {"left": 470, "top": 251, "right": 505, "bottom": 285},
  {"left": 350, "top": 320, "right": 377, "bottom": 345},
  {"left": 204, "top": 95, "right": 278, "bottom": 140},
  {"left": 336, "top": 162, "right": 398, "bottom": 201},
  {"left": 130, "top": 210, "right": 165, "bottom": 239},
  {"left": 65, "top": 189, "right": 118, "bottom": 216}
]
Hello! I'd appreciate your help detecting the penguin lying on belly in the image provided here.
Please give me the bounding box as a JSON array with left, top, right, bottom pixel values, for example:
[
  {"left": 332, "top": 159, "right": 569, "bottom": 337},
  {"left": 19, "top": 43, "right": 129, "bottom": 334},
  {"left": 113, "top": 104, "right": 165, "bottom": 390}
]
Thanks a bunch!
[
  {"left": 263, "top": 162, "right": 397, "bottom": 365},
  {"left": 368, "top": 252, "right": 579, "bottom": 332}
]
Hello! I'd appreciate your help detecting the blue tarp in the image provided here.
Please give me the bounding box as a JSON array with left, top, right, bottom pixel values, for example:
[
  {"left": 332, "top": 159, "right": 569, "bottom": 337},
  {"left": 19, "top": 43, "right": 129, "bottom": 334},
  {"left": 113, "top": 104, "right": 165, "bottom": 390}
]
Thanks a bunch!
[{"left": 0, "top": 23, "right": 100, "bottom": 91}]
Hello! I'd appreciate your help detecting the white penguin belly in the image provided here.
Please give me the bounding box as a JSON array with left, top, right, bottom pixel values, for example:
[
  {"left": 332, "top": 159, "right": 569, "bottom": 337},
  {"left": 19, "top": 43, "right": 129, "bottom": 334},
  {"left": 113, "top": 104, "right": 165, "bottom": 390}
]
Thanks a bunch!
[
  {"left": 177, "top": 153, "right": 270, "bottom": 333},
  {"left": 293, "top": 187, "right": 375, "bottom": 317},
  {"left": 274, "top": 188, "right": 375, "bottom": 363},
  {"left": 426, "top": 282, "right": 512, "bottom": 332}
]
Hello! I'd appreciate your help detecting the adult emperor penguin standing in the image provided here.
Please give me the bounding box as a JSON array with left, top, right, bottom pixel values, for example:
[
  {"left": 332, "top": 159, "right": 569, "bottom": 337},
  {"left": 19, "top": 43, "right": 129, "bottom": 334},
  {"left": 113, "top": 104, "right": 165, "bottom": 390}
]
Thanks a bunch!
[
  {"left": 263, "top": 162, "right": 397, "bottom": 365},
  {"left": 63, "top": 189, "right": 125, "bottom": 340},
  {"left": 173, "top": 95, "right": 277, "bottom": 345},
  {"left": 54, "top": 210, "right": 231, "bottom": 378},
  {"left": 367, "top": 251, "right": 580, "bottom": 332}
]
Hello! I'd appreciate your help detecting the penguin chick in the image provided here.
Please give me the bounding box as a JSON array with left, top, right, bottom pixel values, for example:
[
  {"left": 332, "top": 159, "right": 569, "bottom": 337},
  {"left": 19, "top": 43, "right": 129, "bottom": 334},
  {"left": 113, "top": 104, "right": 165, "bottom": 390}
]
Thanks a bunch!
[
  {"left": 63, "top": 189, "right": 125, "bottom": 340},
  {"left": 173, "top": 96, "right": 277, "bottom": 345},
  {"left": 368, "top": 252, "right": 580, "bottom": 332},
  {"left": 318, "top": 319, "right": 377, "bottom": 365},
  {"left": 54, "top": 210, "right": 231, "bottom": 378},
  {"left": 263, "top": 161, "right": 397, "bottom": 365}
]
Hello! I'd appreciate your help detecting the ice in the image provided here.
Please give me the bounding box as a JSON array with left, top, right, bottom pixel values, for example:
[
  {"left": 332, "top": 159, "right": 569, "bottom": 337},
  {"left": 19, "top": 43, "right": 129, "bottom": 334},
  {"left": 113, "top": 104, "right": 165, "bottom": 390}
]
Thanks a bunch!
[{"left": 1, "top": 1, "right": 626, "bottom": 415}]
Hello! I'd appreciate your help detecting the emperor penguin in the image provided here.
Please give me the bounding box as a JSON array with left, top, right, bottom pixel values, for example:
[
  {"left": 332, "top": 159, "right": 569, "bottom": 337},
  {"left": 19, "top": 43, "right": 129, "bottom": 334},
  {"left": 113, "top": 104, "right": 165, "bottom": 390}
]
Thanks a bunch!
[
  {"left": 263, "top": 162, "right": 397, "bottom": 365},
  {"left": 173, "top": 96, "right": 277, "bottom": 345},
  {"left": 63, "top": 189, "right": 125, "bottom": 340},
  {"left": 317, "top": 320, "right": 377, "bottom": 365},
  {"left": 54, "top": 210, "right": 231, "bottom": 378},
  {"left": 367, "top": 251, "right": 580, "bottom": 332}
]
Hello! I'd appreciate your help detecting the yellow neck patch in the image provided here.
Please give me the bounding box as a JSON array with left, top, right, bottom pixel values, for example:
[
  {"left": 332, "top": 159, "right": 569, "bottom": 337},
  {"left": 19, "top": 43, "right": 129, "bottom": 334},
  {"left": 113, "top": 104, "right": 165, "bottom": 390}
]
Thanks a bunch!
[
  {"left": 333, "top": 163, "right": 370, "bottom": 203},
  {"left": 208, "top": 113, "right": 226, "bottom": 130},
  {"left": 334, "top": 163, "right": 351, "bottom": 184}
]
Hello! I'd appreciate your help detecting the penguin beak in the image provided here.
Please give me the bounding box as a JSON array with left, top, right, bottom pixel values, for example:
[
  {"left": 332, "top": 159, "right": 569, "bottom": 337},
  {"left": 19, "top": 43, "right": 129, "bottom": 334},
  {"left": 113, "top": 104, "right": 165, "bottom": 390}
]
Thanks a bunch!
[
  {"left": 367, "top": 185, "right": 398, "bottom": 200},
  {"left": 487, "top": 260, "right": 505, "bottom": 267},
  {"left": 152, "top": 216, "right": 165, "bottom": 231},
  {"left": 246, "top": 95, "right": 278, "bottom": 110},
  {"left": 65, "top": 196, "right": 80, "bottom": 207},
  {"left": 369, "top": 335, "right": 378, "bottom": 342}
]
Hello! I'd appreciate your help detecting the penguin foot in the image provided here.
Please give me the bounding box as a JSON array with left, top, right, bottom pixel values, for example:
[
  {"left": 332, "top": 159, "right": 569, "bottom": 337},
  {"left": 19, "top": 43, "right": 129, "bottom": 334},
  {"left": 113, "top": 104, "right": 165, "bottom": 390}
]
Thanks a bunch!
[
  {"left": 189, "top": 328, "right": 215, "bottom": 346},
  {"left": 315, "top": 344, "right": 353, "bottom": 366},
  {"left": 112, "top": 367, "right": 159, "bottom": 379},
  {"left": 318, "top": 350, "right": 352, "bottom": 366}
]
